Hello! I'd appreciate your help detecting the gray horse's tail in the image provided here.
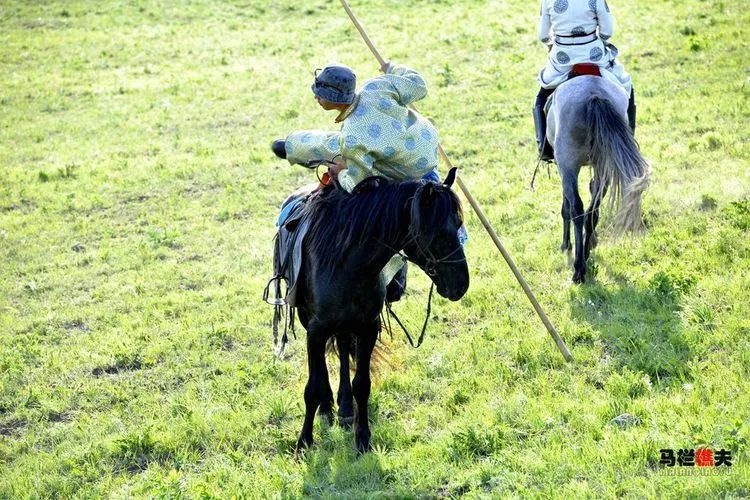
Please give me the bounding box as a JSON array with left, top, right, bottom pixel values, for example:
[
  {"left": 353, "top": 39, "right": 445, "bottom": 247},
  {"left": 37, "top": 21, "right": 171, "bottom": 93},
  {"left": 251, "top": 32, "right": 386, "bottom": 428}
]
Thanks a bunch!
[{"left": 587, "top": 96, "right": 650, "bottom": 235}]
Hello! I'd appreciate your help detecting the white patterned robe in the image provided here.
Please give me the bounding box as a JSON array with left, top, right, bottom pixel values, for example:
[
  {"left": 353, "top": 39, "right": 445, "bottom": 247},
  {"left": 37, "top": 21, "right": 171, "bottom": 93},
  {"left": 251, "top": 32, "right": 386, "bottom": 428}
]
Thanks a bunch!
[
  {"left": 284, "top": 64, "right": 439, "bottom": 193},
  {"left": 537, "top": 0, "right": 631, "bottom": 93}
]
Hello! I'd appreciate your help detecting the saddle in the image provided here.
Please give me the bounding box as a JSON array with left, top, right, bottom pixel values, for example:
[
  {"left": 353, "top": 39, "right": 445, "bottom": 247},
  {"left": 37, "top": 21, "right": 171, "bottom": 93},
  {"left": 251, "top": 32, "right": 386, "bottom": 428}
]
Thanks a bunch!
[
  {"left": 263, "top": 187, "right": 316, "bottom": 353},
  {"left": 264, "top": 177, "right": 385, "bottom": 313},
  {"left": 272, "top": 201, "right": 308, "bottom": 308},
  {"left": 544, "top": 64, "right": 602, "bottom": 115},
  {"left": 568, "top": 63, "right": 601, "bottom": 79}
]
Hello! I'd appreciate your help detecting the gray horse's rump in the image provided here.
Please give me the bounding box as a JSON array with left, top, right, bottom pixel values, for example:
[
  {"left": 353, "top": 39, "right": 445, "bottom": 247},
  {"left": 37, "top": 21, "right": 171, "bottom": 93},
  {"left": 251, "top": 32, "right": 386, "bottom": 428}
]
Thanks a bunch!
[{"left": 547, "top": 76, "right": 629, "bottom": 166}]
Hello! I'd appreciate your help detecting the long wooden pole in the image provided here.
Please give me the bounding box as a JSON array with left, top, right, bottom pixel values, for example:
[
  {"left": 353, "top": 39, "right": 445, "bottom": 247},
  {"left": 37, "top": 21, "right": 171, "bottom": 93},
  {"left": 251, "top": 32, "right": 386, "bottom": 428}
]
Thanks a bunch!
[{"left": 339, "top": 0, "right": 573, "bottom": 362}]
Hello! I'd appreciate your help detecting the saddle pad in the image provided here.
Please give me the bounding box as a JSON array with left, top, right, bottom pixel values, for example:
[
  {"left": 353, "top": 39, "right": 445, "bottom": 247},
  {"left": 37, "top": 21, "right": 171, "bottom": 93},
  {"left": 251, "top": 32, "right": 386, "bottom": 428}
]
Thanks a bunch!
[
  {"left": 274, "top": 199, "right": 310, "bottom": 307},
  {"left": 544, "top": 68, "right": 603, "bottom": 116}
]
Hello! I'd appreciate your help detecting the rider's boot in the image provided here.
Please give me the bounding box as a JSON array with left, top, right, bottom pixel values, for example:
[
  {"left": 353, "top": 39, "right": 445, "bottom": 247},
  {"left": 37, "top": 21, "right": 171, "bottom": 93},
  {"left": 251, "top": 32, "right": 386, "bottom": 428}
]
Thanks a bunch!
[
  {"left": 627, "top": 88, "right": 636, "bottom": 134},
  {"left": 534, "top": 87, "right": 555, "bottom": 161},
  {"left": 533, "top": 105, "right": 554, "bottom": 161},
  {"left": 272, "top": 139, "right": 287, "bottom": 159},
  {"left": 386, "top": 263, "right": 408, "bottom": 303}
]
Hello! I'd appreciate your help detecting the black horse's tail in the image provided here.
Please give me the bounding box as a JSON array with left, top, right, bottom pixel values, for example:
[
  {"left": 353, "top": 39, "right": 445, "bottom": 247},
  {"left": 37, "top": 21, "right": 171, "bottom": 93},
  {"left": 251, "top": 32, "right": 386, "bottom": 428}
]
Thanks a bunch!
[
  {"left": 326, "top": 331, "right": 392, "bottom": 376},
  {"left": 586, "top": 96, "right": 650, "bottom": 235}
]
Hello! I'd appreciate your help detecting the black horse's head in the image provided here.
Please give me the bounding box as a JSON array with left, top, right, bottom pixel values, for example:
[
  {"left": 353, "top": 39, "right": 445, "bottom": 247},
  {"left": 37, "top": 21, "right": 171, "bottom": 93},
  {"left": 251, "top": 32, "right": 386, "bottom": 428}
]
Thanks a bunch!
[{"left": 402, "top": 168, "right": 469, "bottom": 301}]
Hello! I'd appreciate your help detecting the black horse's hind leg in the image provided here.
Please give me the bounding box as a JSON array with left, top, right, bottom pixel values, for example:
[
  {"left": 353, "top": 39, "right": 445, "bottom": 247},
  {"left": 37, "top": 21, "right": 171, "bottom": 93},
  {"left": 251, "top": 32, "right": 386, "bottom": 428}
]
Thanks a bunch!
[
  {"left": 296, "top": 324, "right": 333, "bottom": 453},
  {"left": 318, "top": 373, "right": 335, "bottom": 427},
  {"left": 336, "top": 333, "right": 354, "bottom": 428},
  {"left": 584, "top": 177, "right": 608, "bottom": 260},
  {"left": 560, "top": 197, "right": 571, "bottom": 252},
  {"left": 561, "top": 168, "right": 586, "bottom": 283},
  {"left": 352, "top": 322, "right": 378, "bottom": 453}
]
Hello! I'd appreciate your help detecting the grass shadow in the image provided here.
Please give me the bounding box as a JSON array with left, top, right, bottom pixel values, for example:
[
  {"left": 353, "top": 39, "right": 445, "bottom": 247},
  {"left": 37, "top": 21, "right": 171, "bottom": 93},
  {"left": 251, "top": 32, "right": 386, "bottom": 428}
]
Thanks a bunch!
[
  {"left": 300, "top": 435, "right": 394, "bottom": 497},
  {"left": 569, "top": 266, "right": 695, "bottom": 383}
]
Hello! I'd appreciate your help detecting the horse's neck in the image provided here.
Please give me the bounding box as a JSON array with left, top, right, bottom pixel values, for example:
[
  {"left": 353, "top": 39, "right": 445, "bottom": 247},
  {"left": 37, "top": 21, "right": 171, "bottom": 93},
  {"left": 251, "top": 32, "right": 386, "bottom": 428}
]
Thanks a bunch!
[
  {"left": 340, "top": 230, "right": 407, "bottom": 280},
  {"left": 338, "top": 193, "right": 411, "bottom": 279}
]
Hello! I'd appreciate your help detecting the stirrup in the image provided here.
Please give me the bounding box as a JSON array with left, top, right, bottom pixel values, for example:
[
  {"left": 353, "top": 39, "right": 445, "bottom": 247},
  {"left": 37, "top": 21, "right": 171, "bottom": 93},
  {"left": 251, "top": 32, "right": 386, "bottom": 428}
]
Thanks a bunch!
[
  {"left": 263, "top": 275, "right": 288, "bottom": 306},
  {"left": 539, "top": 140, "right": 555, "bottom": 162},
  {"left": 264, "top": 275, "right": 296, "bottom": 356}
]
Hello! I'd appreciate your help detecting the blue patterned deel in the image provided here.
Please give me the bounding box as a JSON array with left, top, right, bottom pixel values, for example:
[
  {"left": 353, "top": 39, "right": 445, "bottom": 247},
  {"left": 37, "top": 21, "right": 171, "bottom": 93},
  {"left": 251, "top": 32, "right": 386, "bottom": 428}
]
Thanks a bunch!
[
  {"left": 287, "top": 64, "right": 440, "bottom": 193},
  {"left": 554, "top": 0, "right": 569, "bottom": 14},
  {"left": 368, "top": 123, "right": 382, "bottom": 139}
]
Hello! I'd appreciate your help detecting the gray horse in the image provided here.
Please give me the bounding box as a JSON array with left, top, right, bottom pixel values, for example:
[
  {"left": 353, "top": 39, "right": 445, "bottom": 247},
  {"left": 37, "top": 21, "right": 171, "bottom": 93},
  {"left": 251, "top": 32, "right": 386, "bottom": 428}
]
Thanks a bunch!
[{"left": 547, "top": 75, "right": 650, "bottom": 283}]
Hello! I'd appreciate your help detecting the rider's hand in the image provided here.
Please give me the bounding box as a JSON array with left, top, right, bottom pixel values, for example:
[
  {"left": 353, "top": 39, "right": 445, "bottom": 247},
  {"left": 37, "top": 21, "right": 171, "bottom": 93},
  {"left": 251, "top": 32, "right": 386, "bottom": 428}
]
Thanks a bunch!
[{"left": 328, "top": 160, "right": 346, "bottom": 178}]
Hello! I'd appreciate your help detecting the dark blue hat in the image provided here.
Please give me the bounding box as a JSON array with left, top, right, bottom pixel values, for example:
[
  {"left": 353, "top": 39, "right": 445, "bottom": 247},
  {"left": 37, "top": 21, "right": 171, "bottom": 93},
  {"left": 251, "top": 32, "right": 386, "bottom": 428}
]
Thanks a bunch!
[{"left": 311, "top": 64, "right": 356, "bottom": 104}]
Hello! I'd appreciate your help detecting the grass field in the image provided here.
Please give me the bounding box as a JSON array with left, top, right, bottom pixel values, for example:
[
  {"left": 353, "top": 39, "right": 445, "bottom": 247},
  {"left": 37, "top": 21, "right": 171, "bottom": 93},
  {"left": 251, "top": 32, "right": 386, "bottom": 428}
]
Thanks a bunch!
[{"left": 1, "top": 0, "right": 749, "bottom": 497}]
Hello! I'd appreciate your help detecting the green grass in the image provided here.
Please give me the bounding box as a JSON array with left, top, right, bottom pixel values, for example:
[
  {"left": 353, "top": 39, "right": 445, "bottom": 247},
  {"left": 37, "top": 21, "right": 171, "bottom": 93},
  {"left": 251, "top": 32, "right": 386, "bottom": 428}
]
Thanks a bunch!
[{"left": 1, "top": 0, "right": 749, "bottom": 497}]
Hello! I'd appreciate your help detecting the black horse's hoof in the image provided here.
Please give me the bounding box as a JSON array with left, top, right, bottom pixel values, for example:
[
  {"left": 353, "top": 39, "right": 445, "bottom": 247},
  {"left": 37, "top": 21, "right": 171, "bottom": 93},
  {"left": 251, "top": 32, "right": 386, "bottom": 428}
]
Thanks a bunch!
[
  {"left": 590, "top": 231, "right": 598, "bottom": 248},
  {"left": 338, "top": 415, "right": 354, "bottom": 429},
  {"left": 272, "top": 139, "right": 287, "bottom": 159},
  {"left": 356, "top": 440, "right": 371, "bottom": 454},
  {"left": 572, "top": 272, "right": 586, "bottom": 284},
  {"left": 560, "top": 242, "right": 571, "bottom": 253},
  {"left": 319, "top": 409, "right": 334, "bottom": 426},
  {"left": 296, "top": 433, "right": 313, "bottom": 450},
  {"left": 294, "top": 437, "right": 312, "bottom": 461},
  {"left": 355, "top": 429, "right": 371, "bottom": 453}
]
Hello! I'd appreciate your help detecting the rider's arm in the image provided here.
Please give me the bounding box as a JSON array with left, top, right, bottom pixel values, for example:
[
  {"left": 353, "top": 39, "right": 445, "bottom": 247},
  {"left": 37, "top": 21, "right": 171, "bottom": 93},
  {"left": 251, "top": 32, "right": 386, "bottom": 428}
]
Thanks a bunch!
[
  {"left": 336, "top": 146, "right": 373, "bottom": 193},
  {"left": 367, "top": 64, "right": 428, "bottom": 106},
  {"left": 538, "top": 0, "right": 552, "bottom": 44},
  {"left": 283, "top": 130, "right": 341, "bottom": 166},
  {"left": 596, "top": 0, "right": 615, "bottom": 41}
]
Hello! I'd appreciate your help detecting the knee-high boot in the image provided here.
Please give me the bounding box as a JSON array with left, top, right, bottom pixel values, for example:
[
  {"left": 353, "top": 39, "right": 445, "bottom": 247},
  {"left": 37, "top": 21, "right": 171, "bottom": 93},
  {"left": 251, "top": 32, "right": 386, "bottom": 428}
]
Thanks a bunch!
[
  {"left": 627, "top": 88, "right": 636, "bottom": 134},
  {"left": 533, "top": 104, "right": 554, "bottom": 161},
  {"left": 533, "top": 87, "right": 555, "bottom": 161}
]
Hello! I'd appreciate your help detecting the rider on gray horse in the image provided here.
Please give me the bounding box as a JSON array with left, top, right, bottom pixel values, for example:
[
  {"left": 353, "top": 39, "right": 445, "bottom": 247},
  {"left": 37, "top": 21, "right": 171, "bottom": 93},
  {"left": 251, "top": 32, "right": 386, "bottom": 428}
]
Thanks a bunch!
[{"left": 533, "top": 0, "right": 636, "bottom": 161}]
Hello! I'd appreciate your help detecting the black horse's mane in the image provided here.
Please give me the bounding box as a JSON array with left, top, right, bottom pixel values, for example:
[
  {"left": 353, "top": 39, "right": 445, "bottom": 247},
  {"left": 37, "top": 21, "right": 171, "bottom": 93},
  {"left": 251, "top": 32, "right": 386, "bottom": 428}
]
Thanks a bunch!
[{"left": 303, "top": 177, "right": 462, "bottom": 270}]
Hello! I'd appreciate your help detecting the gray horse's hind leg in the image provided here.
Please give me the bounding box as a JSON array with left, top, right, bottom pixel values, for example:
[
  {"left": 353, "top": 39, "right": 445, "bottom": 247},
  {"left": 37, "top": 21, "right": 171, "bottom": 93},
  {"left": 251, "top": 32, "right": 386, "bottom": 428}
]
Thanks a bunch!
[
  {"left": 584, "top": 177, "right": 608, "bottom": 259},
  {"left": 560, "top": 168, "right": 586, "bottom": 283},
  {"left": 560, "top": 197, "right": 571, "bottom": 252}
]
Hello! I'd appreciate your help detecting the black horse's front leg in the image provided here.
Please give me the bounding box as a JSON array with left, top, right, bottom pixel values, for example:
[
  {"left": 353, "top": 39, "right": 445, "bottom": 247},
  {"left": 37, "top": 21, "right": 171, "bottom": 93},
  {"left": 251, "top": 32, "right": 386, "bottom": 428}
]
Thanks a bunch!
[
  {"left": 296, "top": 324, "right": 332, "bottom": 455},
  {"left": 352, "top": 322, "right": 378, "bottom": 453},
  {"left": 336, "top": 333, "right": 354, "bottom": 428}
]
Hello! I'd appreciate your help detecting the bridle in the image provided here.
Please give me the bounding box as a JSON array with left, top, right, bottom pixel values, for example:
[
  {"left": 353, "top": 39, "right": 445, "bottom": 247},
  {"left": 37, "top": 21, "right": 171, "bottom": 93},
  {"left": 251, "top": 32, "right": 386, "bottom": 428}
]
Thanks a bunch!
[
  {"left": 380, "top": 224, "right": 466, "bottom": 349},
  {"left": 404, "top": 231, "right": 466, "bottom": 276}
]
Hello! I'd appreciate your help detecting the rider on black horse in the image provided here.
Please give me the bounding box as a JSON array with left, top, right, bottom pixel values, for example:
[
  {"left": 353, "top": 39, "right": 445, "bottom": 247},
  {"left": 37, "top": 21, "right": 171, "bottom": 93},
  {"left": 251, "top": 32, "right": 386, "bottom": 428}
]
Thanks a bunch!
[
  {"left": 272, "top": 61, "right": 464, "bottom": 301},
  {"left": 534, "top": 0, "right": 636, "bottom": 161}
]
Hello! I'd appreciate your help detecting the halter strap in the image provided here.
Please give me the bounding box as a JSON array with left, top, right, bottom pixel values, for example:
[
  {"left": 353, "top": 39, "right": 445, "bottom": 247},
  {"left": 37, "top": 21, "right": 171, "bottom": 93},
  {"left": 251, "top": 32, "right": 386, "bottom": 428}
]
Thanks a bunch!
[{"left": 385, "top": 282, "right": 434, "bottom": 348}]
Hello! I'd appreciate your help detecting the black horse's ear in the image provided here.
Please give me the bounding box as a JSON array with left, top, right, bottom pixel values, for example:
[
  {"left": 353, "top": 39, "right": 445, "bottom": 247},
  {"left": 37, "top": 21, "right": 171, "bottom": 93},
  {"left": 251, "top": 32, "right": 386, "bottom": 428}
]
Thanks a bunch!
[{"left": 443, "top": 167, "right": 457, "bottom": 188}]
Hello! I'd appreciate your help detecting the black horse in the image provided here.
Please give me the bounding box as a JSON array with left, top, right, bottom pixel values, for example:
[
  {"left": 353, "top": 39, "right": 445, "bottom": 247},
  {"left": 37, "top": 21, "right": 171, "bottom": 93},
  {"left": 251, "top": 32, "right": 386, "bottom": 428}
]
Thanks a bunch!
[{"left": 292, "top": 168, "right": 469, "bottom": 454}]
